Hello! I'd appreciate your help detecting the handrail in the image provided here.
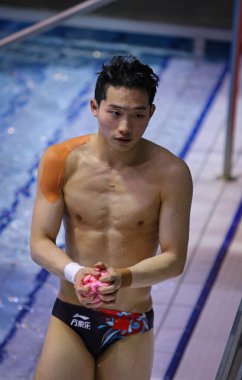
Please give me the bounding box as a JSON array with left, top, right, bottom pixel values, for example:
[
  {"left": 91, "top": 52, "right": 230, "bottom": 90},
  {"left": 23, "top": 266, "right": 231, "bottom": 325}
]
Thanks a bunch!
[
  {"left": 0, "top": 0, "right": 117, "bottom": 48},
  {"left": 215, "top": 299, "right": 242, "bottom": 380},
  {"left": 223, "top": 0, "right": 242, "bottom": 179}
]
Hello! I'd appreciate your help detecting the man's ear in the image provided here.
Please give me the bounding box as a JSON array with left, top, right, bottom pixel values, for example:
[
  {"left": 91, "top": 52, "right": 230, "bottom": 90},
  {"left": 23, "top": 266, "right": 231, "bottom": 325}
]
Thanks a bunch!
[
  {"left": 150, "top": 104, "right": 156, "bottom": 118},
  {"left": 90, "top": 98, "right": 99, "bottom": 116}
]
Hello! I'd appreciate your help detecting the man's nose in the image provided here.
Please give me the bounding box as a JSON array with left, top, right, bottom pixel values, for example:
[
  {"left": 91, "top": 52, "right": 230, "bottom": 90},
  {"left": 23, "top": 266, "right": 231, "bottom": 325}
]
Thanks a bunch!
[{"left": 118, "top": 118, "right": 131, "bottom": 135}]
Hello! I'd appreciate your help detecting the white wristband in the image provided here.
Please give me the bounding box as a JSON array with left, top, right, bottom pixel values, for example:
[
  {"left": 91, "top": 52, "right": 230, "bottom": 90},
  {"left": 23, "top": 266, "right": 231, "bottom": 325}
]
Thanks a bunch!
[{"left": 64, "top": 262, "right": 84, "bottom": 284}]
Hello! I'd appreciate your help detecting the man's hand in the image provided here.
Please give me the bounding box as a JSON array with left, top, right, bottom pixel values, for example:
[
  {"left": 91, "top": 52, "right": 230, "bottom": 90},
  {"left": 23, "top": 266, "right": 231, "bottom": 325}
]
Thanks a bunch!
[
  {"left": 74, "top": 262, "right": 123, "bottom": 308},
  {"left": 74, "top": 267, "right": 102, "bottom": 308},
  {"left": 94, "top": 262, "right": 122, "bottom": 306}
]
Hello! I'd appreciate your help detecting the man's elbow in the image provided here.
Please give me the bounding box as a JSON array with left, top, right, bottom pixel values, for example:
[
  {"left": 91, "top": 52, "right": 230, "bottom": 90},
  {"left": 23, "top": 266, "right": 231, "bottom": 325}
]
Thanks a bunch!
[
  {"left": 30, "top": 239, "right": 38, "bottom": 263},
  {"left": 30, "top": 237, "right": 45, "bottom": 264},
  {"left": 175, "top": 262, "right": 185, "bottom": 277},
  {"left": 173, "top": 257, "right": 186, "bottom": 277}
]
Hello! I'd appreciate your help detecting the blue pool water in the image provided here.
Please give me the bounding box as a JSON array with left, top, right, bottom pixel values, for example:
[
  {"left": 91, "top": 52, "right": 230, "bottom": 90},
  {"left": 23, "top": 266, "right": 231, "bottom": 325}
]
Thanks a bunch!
[{"left": 0, "top": 19, "right": 227, "bottom": 359}]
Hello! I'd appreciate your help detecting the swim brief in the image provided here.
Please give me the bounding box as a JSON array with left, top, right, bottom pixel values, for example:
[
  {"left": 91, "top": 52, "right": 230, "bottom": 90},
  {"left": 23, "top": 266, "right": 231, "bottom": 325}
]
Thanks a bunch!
[{"left": 52, "top": 298, "right": 154, "bottom": 358}]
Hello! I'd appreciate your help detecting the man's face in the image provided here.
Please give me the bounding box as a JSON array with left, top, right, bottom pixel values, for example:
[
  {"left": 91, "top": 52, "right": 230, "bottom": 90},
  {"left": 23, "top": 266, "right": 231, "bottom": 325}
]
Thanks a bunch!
[{"left": 90, "top": 86, "right": 155, "bottom": 151}]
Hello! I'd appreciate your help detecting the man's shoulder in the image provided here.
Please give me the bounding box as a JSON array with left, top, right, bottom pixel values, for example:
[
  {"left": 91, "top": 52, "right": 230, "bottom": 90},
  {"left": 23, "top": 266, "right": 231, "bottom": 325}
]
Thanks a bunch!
[
  {"left": 145, "top": 139, "right": 183, "bottom": 165},
  {"left": 39, "top": 135, "right": 90, "bottom": 203},
  {"left": 144, "top": 139, "right": 192, "bottom": 181},
  {"left": 43, "top": 135, "right": 90, "bottom": 160}
]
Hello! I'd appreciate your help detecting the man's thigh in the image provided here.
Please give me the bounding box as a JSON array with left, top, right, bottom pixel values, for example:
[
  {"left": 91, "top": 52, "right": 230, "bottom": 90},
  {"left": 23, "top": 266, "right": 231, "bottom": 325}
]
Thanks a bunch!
[
  {"left": 96, "top": 329, "right": 154, "bottom": 380},
  {"left": 34, "top": 316, "right": 95, "bottom": 380}
]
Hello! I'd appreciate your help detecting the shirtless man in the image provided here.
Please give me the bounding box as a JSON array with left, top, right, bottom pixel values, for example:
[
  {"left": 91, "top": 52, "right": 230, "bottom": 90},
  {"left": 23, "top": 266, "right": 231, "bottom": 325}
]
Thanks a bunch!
[{"left": 30, "top": 55, "right": 193, "bottom": 380}]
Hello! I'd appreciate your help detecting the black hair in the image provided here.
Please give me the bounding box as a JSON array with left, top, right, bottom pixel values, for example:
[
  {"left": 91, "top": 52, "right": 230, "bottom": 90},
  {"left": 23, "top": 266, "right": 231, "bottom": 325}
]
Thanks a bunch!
[{"left": 94, "top": 56, "right": 159, "bottom": 105}]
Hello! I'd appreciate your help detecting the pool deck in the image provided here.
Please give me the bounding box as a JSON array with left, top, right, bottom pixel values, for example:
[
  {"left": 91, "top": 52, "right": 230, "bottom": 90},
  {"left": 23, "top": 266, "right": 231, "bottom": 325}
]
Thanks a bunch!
[{"left": 0, "top": 8, "right": 241, "bottom": 379}]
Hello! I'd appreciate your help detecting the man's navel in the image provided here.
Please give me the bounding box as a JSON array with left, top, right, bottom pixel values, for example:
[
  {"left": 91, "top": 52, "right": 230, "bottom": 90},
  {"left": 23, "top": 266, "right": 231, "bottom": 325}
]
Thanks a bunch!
[{"left": 137, "top": 220, "right": 144, "bottom": 226}]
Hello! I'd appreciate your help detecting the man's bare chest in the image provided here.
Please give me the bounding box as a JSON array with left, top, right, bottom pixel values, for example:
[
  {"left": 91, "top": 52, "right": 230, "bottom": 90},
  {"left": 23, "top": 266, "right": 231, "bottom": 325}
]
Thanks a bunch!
[{"left": 63, "top": 164, "right": 161, "bottom": 230}]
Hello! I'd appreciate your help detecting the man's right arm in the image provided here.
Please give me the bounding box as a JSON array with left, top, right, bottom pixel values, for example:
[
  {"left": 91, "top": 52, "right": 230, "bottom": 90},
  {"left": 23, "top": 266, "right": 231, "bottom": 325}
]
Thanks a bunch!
[
  {"left": 30, "top": 153, "right": 73, "bottom": 279},
  {"left": 30, "top": 151, "right": 102, "bottom": 306}
]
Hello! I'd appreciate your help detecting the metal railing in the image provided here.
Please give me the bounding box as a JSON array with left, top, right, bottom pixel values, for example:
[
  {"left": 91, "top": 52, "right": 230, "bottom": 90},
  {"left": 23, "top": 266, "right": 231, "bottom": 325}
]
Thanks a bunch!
[
  {"left": 215, "top": 299, "right": 242, "bottom": 380},
  {"left": 0, "top": 0, "right": 117, "bottom": 48},
  {"left": 223, "top": 0, "right": 242, "bottom": 180}
]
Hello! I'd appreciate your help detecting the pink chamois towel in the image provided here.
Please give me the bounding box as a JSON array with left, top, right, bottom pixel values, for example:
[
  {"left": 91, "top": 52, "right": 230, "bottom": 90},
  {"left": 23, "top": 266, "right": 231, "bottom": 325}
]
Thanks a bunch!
[{"left": 82, "top": 270, "right": 109, "bottom": 304}]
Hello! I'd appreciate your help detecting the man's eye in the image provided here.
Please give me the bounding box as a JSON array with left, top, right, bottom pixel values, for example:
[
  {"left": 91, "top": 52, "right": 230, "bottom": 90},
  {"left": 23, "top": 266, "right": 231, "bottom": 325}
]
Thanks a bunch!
[
  {"left": 134, "top": 114, "right": 145, "bottom": 118},
  {"left": 110, "top": 111, "right": 120, "bottom": 117}
]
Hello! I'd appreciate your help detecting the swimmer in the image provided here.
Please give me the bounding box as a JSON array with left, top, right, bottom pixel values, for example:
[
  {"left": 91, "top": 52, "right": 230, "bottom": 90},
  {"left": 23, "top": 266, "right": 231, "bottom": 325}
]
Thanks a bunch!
[{"left": 30, "top": 55, "right": 193, "bottom": 380}]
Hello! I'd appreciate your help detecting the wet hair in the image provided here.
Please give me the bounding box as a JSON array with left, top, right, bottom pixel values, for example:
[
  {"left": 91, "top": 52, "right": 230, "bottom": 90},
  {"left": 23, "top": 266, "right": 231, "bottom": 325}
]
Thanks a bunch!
[{"left": 94, "top": 55, "right": 159, "bottom": 106}]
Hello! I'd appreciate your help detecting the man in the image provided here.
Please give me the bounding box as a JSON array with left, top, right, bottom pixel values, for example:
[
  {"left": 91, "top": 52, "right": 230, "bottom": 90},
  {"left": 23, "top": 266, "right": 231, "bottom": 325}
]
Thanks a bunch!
[{"left": 30, "top": 55, "right": 193, "bottom": 380}]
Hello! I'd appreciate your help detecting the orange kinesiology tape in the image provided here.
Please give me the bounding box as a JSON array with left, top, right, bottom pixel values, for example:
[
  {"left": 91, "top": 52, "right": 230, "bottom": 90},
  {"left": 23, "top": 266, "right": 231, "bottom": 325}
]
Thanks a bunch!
[{"left": 39, "top": 135, "right": 90, "bottom": 203}]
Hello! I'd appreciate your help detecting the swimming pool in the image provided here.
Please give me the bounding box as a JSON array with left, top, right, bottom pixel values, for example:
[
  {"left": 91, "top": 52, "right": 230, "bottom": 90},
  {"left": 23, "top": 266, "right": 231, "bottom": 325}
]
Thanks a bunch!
[{"left": 0, "top": 17, "right": 228, "bottom": 377}]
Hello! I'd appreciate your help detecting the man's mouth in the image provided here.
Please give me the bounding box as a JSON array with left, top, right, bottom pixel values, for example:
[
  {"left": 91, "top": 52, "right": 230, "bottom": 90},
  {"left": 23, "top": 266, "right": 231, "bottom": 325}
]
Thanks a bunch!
[{"left": 114, "top": 137, "right": 132, "bottom": 142}]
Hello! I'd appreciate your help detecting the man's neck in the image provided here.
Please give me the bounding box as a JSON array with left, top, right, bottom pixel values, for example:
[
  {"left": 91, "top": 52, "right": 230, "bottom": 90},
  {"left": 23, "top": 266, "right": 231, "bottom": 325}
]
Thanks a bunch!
[{"left": 91, "top": 133, "right": 144, "bottom": 169}]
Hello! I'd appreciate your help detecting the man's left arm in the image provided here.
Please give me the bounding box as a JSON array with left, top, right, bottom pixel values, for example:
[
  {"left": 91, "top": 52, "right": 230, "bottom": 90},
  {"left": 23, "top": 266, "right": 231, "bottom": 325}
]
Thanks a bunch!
[
  {"left": 98, "top": 159, "right": 192, "bottom": 300},
  {"left": 125, "top": 160, "right": 193, "bottom": 288}
]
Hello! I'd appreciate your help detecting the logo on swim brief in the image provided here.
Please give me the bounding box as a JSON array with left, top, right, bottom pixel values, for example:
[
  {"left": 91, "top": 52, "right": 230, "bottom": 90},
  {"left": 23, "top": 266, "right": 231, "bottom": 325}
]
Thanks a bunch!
[
  {"left": 71, "top": 314, "right": 91, "bottom": 329},
  {"left": 73, "top": 314, "right": 90, "bottom": 320}
]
